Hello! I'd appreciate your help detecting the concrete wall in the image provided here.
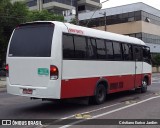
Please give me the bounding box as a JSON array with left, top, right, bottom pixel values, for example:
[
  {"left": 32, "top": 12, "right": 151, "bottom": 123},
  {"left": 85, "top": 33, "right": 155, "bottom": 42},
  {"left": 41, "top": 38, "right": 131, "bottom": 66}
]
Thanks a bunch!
[
  {"left": 93, "top": 21, "right": 142, "bottom": 34},
  {"left": 93, "top": 21, "right": 160, "bottom": 37},
  {"left": 152, "top": 67, "right": 160, "bottom": 73},
  {"left": 142, "top": 22, "right": 160, "bottom": 36}
]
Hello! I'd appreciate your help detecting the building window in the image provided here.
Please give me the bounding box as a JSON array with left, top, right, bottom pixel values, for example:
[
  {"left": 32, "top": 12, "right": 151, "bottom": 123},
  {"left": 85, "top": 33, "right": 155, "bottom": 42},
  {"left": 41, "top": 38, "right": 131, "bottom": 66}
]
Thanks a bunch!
[
  {"left": 26, "top": 0, "right": 37, "bottom": 7},
  {"left": 78, "top": 5, "right": 85, "bottom": 12}
]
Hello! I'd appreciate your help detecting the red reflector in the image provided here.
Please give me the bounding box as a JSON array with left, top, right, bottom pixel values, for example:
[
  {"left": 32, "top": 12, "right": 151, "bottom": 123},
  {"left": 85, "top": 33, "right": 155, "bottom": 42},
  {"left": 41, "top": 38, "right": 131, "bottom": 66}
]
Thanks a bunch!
[
  {"left": 50, "top": 67, "right": 57, "bottom": 72},
  {"left": 50, "top": 65, "right": 58, "bottom": 80},
  {"left": 5, "top": 64, "right": 9, "bottom": 77},
  {"left": 5, "top": 64, "right": 9, "bottom": 71}
]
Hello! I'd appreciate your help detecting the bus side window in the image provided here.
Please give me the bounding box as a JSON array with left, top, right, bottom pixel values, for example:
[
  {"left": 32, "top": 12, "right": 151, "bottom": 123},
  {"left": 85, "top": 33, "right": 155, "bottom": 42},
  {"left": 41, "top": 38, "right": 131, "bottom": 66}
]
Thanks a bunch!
[
  {"left": 87, "top": 38, "right": 97, "bottom": 59},
  {"left": 74, "top": 35, "right": 87, "bottom": 59},
  {"left": 133, "top": 46, "right": 143, "bottom": 61},
  {"left": 96, "top": 39, "right": 106, "bottom": 60},
  {"left": 63, "top": 34, "right": 75, "bottom": 59},
  {"left": 105, "top": 40, "right": 114, "bottom": 60},
  {"left": 113, "top": 42, "right": 123, "bottom": 61},
  {"left": 122, "top": 43, "right": 133, "bottom": 61},
  {"left": 143, "top": 46, "right": 151, "bottom": 64}
]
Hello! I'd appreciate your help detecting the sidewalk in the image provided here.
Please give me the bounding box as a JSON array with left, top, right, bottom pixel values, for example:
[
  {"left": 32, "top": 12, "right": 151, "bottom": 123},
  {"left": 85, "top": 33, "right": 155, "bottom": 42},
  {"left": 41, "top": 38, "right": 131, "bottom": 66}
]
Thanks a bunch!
[{"left": 0, "top": 77, "right": 6, "bottom": 88}]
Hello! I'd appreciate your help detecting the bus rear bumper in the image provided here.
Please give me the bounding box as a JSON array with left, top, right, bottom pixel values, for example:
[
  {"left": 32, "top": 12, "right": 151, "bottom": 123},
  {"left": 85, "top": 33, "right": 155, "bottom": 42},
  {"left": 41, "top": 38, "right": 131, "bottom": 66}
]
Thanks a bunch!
[{"left": 6, "top": 78, "right": 60, "bottom": 99}]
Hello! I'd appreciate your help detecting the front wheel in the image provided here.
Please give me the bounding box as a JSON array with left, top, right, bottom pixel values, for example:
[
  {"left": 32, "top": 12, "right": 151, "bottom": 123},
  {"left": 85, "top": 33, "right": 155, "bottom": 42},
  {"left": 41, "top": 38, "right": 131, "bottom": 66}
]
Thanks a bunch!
[
  {"left": 89, "top": 84, "right": 106, "bottom": 105},
  {"left": 141, "top": 78, "right": 148, "bottom": 93}
]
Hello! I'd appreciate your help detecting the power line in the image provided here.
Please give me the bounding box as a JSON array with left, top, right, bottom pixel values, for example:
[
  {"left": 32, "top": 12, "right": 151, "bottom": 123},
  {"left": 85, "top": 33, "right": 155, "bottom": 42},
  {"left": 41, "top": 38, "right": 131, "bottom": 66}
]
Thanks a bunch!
[{"left": 86, "top": 0, "right": 109, "bottom": 27}]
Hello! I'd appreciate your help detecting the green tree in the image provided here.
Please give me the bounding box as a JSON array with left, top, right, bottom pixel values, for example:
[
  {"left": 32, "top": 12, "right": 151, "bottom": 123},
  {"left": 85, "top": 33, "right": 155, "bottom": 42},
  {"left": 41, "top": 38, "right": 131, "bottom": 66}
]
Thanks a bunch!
[
  {"left": 69, "top": 18, "right": 76, "bottom": 25},
  {"left": 27, "top": 10, "right": 64, "bottom": 22},
  {"left": 152, "top": 54, "right": 160, "bottom": 66},
  {"left": 0, "top": 0, "right": 29, "bottom": 67},
  {"left": 0, "top": 0, "right": 64, "bottom": 67}
]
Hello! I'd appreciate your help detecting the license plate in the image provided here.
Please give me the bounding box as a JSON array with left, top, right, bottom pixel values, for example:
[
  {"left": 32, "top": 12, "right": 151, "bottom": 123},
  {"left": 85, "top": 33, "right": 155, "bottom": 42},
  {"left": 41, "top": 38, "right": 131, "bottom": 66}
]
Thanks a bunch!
[{"left": 23, "top": 89, "right": 33, "bottom": 94}]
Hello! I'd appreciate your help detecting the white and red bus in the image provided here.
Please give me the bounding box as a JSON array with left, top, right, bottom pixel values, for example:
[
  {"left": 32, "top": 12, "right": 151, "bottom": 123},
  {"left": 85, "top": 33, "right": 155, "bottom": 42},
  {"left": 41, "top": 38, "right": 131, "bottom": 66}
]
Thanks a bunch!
[{"left": 6, "top": 21, "right": 152, "bottom": 104}]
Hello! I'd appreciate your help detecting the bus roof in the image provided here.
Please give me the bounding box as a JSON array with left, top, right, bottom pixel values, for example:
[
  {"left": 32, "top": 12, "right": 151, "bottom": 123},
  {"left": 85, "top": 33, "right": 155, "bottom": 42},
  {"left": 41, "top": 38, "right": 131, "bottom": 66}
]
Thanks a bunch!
[
  {"left": 20, "top": 21, "right": 146, "bottom": 46},
  {"left": 63, "top": 22, "right": 146, "bottom": 46}
]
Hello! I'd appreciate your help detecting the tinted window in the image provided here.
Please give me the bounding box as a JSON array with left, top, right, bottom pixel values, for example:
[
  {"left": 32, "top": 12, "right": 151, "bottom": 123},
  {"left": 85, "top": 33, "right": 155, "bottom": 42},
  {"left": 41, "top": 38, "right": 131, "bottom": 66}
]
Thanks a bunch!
[
  {"left": 9, "top": 24, "right": 54, "bottom": 57},
  {"left": 122, "top": 44, "right": 133, "bottom": 60},
  {"left": 143, "top": 46, "right": 151, "bottom": 64},
  {"left": 113, "top": 42, "right": 122, "bottom": 60},
  {"left": 133, "top": 45, "right": 142, "bottom": 61},
  {"left": 87, "top": 38, "right": 97, "bottom": 59},
  {"left": 74, "top": 36, "right": 87, "bottom": 59},
  {"left": 78, "top": 5, "right": 85, "bottom": 11},
  {"left": 96, "top": 39, "right": 106, "bottom": 59},
  {"left": 63, "top": 34, "right": 75, "bottom": 59},
  {"left": 105, "top": 40, "right": 114, "bottom": 60}
]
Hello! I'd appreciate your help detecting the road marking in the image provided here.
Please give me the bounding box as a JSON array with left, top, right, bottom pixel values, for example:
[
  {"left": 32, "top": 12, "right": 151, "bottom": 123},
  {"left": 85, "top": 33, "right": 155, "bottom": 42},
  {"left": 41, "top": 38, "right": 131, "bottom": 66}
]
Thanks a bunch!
[
  {"left": 152, "top": 81, "right": 160, "bottom": 83},
  {"left": 36, "top": 103, "right": 121, "bottom": 128},
  {"left": 152, "top": 78, "right": 160, "bottom": 81},
  {"left": 154, "top": 92, "right": 160, "bottom": 95},
  {"left": 125, "top": 100, "right": 137, "bottom": 105},
  {"left": 61, "top": 102, "right": 121, "bottom": 119},
  {"left": 59, "top": 95, "right": 160, "bottom": 128}
]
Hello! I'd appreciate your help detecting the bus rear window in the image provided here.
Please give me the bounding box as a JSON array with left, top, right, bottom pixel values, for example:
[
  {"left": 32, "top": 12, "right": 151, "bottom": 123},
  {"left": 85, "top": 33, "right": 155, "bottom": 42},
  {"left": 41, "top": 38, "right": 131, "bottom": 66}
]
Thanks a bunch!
[{"left": 9, "top": 23, "right": 54, "bottom": 57}]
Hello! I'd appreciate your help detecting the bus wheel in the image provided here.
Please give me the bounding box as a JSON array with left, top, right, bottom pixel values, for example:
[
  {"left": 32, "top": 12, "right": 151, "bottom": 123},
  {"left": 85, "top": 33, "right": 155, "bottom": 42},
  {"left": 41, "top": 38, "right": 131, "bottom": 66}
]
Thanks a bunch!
[
  {"left": 141, "top": 78, "right": 148, "bottom": 93},
  {"left": 89, "top": 84, "right": 106, "bottom": 105}
]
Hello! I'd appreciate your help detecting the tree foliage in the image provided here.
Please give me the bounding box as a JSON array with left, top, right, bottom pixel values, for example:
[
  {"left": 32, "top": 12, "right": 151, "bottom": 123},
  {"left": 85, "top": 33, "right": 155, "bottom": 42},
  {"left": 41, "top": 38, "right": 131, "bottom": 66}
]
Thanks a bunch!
[
  {"left": 27, "top": 10, "right": 64, "bottom": 22},
  {"left": 0, "top": 0, "right": 64, "bottom": 67},
  {"left": 152, "top": 54, "right": 160, "bottom": 66},
  {"left": 69, "top": 18, "right": 76, "bottom": 25},
  {"left": 0, "top": 0, "right": 29, "bottom": 67}
]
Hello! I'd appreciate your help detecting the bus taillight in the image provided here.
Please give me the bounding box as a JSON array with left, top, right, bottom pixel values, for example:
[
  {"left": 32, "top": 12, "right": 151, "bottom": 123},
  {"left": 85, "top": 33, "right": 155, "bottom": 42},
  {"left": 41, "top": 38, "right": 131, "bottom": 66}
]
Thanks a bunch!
[
  {"left": 5, "top": 64, "right": 9, "bottom": 77},
  {"left": 50, "top": 65, "right": 58, "bottom": 80}
]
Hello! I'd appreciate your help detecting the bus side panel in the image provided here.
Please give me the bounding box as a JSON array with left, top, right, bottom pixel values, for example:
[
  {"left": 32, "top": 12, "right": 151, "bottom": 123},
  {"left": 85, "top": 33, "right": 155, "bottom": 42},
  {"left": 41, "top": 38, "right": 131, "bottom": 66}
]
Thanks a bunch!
[
  {"left": 61, "top": 60, "right": 136, "bottom": 98},
  {"left": 61, "top": 78, "right": 98, "bottom": 98},
  {"left": 61, "top": 74, "right": 136, "bottom": 99},
  {"left": 107, "top": 74, "right": 135, "bottom": 94}
]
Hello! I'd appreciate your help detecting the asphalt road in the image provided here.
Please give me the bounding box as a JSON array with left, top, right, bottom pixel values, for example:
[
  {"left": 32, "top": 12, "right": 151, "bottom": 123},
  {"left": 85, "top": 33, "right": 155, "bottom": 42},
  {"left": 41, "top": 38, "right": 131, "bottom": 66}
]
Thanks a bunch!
[{"left": 0, "top": 74, "right": 160, "bottom": 128}]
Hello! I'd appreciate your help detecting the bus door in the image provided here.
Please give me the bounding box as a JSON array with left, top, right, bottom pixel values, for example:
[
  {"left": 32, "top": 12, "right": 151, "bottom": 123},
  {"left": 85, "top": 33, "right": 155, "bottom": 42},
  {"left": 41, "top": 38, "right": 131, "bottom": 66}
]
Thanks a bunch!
[{"left": 133, "top": 46, "right": 143, "bottom": 88}]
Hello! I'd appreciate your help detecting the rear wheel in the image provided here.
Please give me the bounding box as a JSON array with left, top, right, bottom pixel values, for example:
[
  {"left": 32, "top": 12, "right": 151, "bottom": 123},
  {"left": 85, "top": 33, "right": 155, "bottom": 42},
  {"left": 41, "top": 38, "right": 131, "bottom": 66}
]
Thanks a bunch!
[
  {"left": 89, "top": 84, "right": 106, "bottom": 105},
  {"left": 141, "top": 78, "right": 148, "bottom": 93}
]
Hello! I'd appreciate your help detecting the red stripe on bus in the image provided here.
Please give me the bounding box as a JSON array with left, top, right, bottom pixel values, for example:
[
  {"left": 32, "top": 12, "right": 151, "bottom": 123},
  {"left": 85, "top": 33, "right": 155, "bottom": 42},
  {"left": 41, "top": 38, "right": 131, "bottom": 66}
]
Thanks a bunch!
[{"left": 61, "top": 74, "right": 151, "bottom": 99}]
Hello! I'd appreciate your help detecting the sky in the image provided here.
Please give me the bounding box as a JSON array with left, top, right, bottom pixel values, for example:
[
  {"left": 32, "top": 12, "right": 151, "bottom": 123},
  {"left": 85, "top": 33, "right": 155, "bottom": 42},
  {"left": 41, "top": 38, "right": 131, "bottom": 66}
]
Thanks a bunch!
[{"left": 100, "top": 0, "right": 160, "bottom": 10}]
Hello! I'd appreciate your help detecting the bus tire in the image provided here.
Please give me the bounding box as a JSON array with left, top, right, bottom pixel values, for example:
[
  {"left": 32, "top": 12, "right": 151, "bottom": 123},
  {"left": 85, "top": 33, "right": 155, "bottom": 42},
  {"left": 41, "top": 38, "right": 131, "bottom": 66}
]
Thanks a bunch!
[
  {"left": 141, "top": 78, "right": 148, "bottom": 93},
  {"left": 89, "top": 84, "right": 106, "bottom": 105}
]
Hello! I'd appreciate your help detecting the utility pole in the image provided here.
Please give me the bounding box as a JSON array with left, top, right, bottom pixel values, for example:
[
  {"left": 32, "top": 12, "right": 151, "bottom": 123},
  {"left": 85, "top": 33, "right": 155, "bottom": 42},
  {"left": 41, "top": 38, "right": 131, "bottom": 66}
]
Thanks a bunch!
[
  {"left": 100, "top": 11, "right": 107, "bottom": 31},
  {"left": 37, "top": 0, "right": 42, "bottom": 11},
  {"left": 86, "top": 0, "right": 109, "bottom": 30},
  {"left": 104, "top": 12, "right": 107, "bottom": 31},
  {"left": 75, "top": 0, "right": 79, "bottom": 25}
]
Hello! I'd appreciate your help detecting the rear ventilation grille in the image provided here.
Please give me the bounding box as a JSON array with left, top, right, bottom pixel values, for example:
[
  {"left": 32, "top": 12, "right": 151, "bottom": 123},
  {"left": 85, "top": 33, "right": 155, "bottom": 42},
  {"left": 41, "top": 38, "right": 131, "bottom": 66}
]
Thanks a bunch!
[{"left": 110, "top": 82, "right": 123, "bottom": 90}]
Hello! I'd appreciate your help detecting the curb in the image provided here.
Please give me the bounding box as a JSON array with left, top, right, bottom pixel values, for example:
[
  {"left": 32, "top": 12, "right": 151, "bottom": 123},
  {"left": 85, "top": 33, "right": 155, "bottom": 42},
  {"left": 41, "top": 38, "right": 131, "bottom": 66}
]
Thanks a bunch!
[
  {"left": 0, "top": 84, "right": 6, "bottom": 92},
  {"left": 0, "top": 88, "right": 6, "bottom": 92},
  {"left": 0, "top": 85, "right": 6, "bottom": 88}
]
